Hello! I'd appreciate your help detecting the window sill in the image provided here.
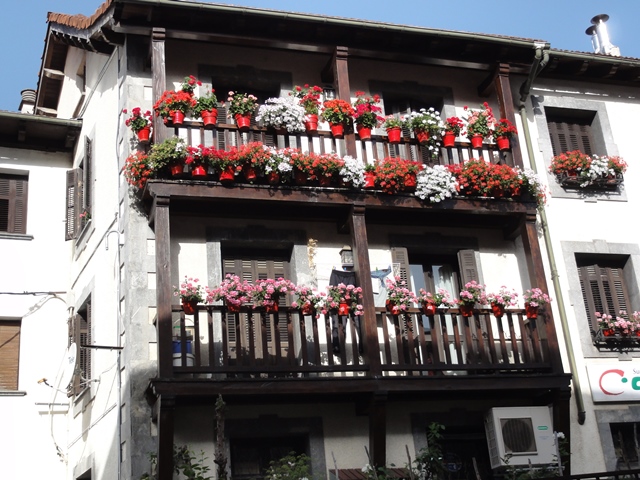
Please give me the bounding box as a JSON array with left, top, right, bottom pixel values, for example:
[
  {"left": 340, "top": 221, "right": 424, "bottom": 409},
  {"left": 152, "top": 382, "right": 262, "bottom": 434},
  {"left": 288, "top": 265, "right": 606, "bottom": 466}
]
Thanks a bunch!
[
  {"left": 0, "top": 232, "right": 34, "bottom": 241},
  {"left": 0, "top": 390, "right": 27, "bottom": 396},
  {"left": 557, "top": 172, "right": 624, "bottom": 190}
]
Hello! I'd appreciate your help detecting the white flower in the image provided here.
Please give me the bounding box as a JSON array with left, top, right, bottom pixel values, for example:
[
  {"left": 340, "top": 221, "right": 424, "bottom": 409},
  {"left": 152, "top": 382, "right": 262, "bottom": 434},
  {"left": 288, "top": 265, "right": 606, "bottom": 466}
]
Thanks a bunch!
[
  {"left": 256, "top": 97, "right": 306, "bottom": 132},
  {"left": 339, "top": 155, "right": 365, "bottom": 188},
  {"left": 415, "top": 165, "right": 458, "bottom": 202}
]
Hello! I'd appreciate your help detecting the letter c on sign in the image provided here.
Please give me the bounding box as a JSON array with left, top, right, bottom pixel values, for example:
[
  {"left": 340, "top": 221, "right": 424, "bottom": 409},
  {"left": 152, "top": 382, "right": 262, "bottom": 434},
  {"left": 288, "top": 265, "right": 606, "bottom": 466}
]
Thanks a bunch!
[{"left": 599, "top": 369, "right": 625, "bottom": 395}]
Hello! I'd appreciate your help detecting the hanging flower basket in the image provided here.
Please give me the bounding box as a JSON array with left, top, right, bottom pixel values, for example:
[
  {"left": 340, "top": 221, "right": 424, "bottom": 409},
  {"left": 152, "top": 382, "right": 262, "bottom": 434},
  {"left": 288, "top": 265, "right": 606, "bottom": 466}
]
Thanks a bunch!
[
  {"left": 235, "top": 113, "right": 251, "bottom": 131},
  {"left": 201, "top": 109, "right": 218, "bottom": 127},
  {"left": 182, "top": 299, "right": 198, "bottom": 315},
  {"left": 137, "top": 125, "right": 151, "bottom": 143},
  {"left": 387, "top": 127, "right": 402, "bottom": 144},
  {"left": 496, "top": 136, "right": 510, "bottom": 151},
  {"left": 357, "top": 125, "right": 372, "bottom": 141},
  {"left": 172, "top": 110, "right": 185, "bottom": 125},
  {"left": 470, "top": 134, "right": 483, "bottom": 148},
  {"left": 330, "top": 123, "right": 345, "bottom": 138},
  {"left": 459, "top": 304, "right": 475, "bottom": 317},
  {"left": 304, "top": 114, "right": 319, "bottom": 133},
  {"left": 422, "top": 301, "right": 437, "bottom": 316},
  {"left": 525, "top": 303, "right": 539, "bottom": 319},
  {"left": 442, "top": 132, "right": 455, "bottom": 148}
]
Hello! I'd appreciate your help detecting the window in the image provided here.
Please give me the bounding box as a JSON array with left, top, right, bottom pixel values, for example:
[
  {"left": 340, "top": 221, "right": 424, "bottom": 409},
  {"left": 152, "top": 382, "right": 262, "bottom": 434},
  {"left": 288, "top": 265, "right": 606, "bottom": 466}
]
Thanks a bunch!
[
  {"left": 230, "top": 435, "right": 307, "bottom": 480},
  {"left": 0, "top": 320, "right": 21, "bottom": 390},
  {"left": 68, "top": 300, "right": 92, "bottom": 396},
  {"left": 65, "top": 137, "right": 92, "bottom": 240},
  {"left": 610, "top": 422, "right": 640, "bottom": 470},
  {"left": 577, "top": 254, "right": 631, "bottom": 333},
  {"left": 0, "top": 173, "right": 28, "bottom": 234},
  {"left": 546, "top": 108, "right": 596, "bottom": 156}
]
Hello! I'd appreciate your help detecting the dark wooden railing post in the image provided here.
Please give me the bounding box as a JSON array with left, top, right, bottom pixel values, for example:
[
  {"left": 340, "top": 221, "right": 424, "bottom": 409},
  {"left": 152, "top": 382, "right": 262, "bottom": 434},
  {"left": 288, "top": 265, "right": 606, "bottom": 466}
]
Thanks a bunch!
[
  {"left": 157, "top": 394, "right": 175, "bottom": 480},
  {"left": 153, "top": 194, "right": 173, "bottom": 377},
  {"left": 521, "top": 212, "right": 563, "bottom": 373},
  {"left": 494, "top": 63, "right": 524, "bottom": 168},
  {"left": 333, "top": 46, "right": 357, "bottom": 158},
  {"left": 369, "top": 391, "right": 387, "bottom": 469},
  {"left": 151, "top": 27, "right": 168, "bottom": 144},
  {"left": 347, "top": 204, "right": 380, "bottom": 376}
]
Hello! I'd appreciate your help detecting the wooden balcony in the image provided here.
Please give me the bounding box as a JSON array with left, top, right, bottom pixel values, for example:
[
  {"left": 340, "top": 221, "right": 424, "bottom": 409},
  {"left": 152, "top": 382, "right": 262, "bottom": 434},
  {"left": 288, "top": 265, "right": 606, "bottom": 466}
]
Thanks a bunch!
[{"left": 169, "top": 304, "right": 552, "bottom": 380}]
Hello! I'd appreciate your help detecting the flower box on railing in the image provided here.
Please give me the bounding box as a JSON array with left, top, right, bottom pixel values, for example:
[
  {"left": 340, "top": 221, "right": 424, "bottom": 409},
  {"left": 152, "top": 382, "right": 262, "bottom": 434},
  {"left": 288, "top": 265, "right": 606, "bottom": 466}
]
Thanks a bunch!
[
  {"left": 558, "top": 172, "right": 624, "bottom": 189},
  {"left": 593, "top": 328, "right": 640, "bottom": 349}
]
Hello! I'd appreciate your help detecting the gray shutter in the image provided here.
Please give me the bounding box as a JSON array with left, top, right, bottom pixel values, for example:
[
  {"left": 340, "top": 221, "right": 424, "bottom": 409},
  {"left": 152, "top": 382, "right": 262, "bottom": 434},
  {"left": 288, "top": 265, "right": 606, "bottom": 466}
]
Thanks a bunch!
[
  {"left": 0, "top": 321, "right": 20, "bottom": 390},
  {"left": 65, "top": 170, "right": 79, "bottom": 240},
  {"left": 0, "top": 174, "right": 28, "bottom": 234},
  {"left": 579, "top": 264, "right": 630, "bottom": 331},
  {"left": 70, "top": 313, "right": 82, "bottom": 395},
  {"left": 547, "top": 119, "right": 594, "bottom": 156},
  {"left": 391, "top": 247, "right": 410, "bottom": 286},
  {"left": 457, "top": 249, "right": 482, "bottom": 286},
  {"left": 84, "top": 138, "right": 93, "bottom": 217}
]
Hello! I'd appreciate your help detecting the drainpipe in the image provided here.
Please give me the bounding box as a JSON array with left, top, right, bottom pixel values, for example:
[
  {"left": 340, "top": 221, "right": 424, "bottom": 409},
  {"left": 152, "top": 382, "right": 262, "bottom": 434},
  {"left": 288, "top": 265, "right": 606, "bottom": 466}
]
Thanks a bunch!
[{"left": 519, "top": 44, "right": 587, "bottom": 425}]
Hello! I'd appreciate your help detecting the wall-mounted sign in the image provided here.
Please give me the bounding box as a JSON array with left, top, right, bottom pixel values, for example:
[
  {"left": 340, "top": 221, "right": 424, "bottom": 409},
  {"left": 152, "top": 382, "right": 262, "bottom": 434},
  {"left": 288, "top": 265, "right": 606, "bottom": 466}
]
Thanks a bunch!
[{"left": 586, "top": 363, "right": 640, "bottom": 402}]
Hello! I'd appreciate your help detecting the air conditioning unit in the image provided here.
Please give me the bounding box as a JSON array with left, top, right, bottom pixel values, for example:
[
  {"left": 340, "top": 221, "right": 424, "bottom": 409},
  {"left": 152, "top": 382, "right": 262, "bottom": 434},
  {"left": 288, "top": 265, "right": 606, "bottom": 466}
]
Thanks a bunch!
[{"left": 485, "top": 406, "right": 556, "bottom": 470}]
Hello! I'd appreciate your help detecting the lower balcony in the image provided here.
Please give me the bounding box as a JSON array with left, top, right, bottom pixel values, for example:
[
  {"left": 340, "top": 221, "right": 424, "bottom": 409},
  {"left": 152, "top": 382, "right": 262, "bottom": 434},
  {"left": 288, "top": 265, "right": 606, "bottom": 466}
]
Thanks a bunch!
[{"left": 167, "top": 305, "right": 552, "bottom": 379}]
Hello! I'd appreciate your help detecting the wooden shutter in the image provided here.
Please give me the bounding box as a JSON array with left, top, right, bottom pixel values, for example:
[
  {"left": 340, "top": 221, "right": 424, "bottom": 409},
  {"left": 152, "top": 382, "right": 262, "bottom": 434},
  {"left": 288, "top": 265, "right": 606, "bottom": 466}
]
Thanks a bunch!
[
  {"left": 579, "top": 263, "right": 630, "bottom": 332},
  {"left": 83, "top": 137, "right": 93, "bottom": 217},
  {"left": 457, "top": 249, "right": 481, "bottom": 286},
  {"left": 65, "top": 169, "right": 80, "bottom": 240},
  {"left": 69, "top": 303, "right": 91, "bottom": 396},
  {"left": 547, "top": 119, "right": 594, "bottom": 156},
  {"left": 0, "top": 174, "right": 28, "bottom": 234},
  {"left": 0, "top": 321, "right": 21, "bottom": 390},
  {"left": 391, "top": 247, "right": 410, "bottom": 287}
]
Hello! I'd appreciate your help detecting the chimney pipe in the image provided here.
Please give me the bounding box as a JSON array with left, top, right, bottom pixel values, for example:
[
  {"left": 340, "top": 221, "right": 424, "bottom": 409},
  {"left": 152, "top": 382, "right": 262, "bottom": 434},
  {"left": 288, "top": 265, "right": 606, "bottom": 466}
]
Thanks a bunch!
[
  {"left": 19, "top": 89, "right": 36, "bottom": 114},
  {"left": 587, "top": 14, "right": 620, "bottom": 56}
]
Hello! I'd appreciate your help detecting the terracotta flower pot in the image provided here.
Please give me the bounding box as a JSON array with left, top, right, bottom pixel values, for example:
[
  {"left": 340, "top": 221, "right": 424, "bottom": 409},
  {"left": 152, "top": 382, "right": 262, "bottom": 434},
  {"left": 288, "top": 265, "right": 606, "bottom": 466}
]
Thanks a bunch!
[
  {"left": 182, "top": 299, "right": 198, "bottom": 315},
  {"left": 201, "top": 109, "right": 218, "bottom": 127},
  {"left": 442, "top": 131, "right": 456, "bottom": 147},
  {"left": 387, "top": 127, "right": 402, "bottom": 144},
  {"left": 330, "top": 123, "right": 344, "bottom": 138},
  {"left": 496, "top": 136, "right": 510, "bottom": 151},
  {"left": 470, "top": 134, "right": 484, "bottom": 148},
  {"left": 137, "top": 125, "right": 151, "bottom": 143},
  {"left": 234, "top": 113, "right": 251, "bottom": 131},
  {"left": 357, "top": 125, "right": 372, "bottom": 141}
]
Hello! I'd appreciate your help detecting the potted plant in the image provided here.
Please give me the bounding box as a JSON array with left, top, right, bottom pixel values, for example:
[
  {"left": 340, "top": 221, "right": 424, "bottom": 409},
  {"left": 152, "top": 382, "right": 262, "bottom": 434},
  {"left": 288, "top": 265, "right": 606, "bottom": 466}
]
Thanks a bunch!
[
  {"left": 382, "top": 115, "right": 404, "bottom": 144},
  {"left": 403, "top": 108, "right": 443, "bottom": 158},
  {"left": 384, "top": 276, "right": 418, "bottom": 315},
  {"left": 522, "top": 288, "right": 551, "bottom": 319},
  {"left": 456, "top": 280, "right": 485, "bottom": 317},
  {"left": 290, "top": 84, "right": 324, "bottom": 132},
  {"left": 417, "top": 288, "right": 454, "bottom": 315},
  {"left": 123, "top": 107, "right": 153, "bottom": 143},
  {"left": 292, "top": 285, "right": 326, "bottom": 315},
  {"left": 193, "top": 89, "right": 219, "bottom": 126},
  {"left": 374, "top": 157, "right": 422, "bottom": 194},
  {"left": 485, "top": 163, "right": 522, "bottom": 198},
  {"left": 173, "top": 276, "right": 205, "bottom": 314},
  {"left": 209, "top": 147, "right": 241, "bottom": 184},
  {"left": 123, "top": 152, "right": 152, "bottom": 191},
  {"left": 226, "top": 91, "right": 258, "bottom": 131},
  {"left": 352, "top": 91, "right": 383, "bottom": 141},
  {"left": 324, "top": 283, "right": 364, "bottom": 316},
  {"left": 180, "top": 75, "right": 202, "bottom": 94},
  {"left": 463, "top": 102, "right": 495, "bottom": 148},
  {"left": 153, "top": 89, "right": 197, "bottom": 125},
  {"left": 516, "top": 168, "right": 548, "bottom": 207},
  {"left": 447, "top": 158, "right": 491, "bottom": 197},
  {"left": 206, "top": 274, "right": 253, "bottom": 312},
  {"left": 263, "top": 147, "right": 294, "bottom": 185},
  {"left": 492, "top": 118, "right": 518, "bottom": 151},
  {"left": 256, "top": 97, "right": 306, "bottom": 133},
  {"left": 442, "top": 116, "right": 464, "bottom": 147},
  {"left": 185, "top": 145, "right": 213, "bottom": 178},
  {"left": 484, "top": 286, "right": 518, "bottom": 318},
  {"left": 148, "top": 136, "right": 187, "bottom": 177},
  {"left": 310, "top": 152, "right": 344, "bottom": 187},
  {"left": 339, "top": 155, "right": 366, "bottom": 188},
  {"left": 287, "top": 150, "right": 315, "bottom": 185},
  {"left": 252, "top": 277, "right": 296, "bottom": 313},
  {"left": 595, "top": 311, "right": 640, "bottom": 337},
  {"left": 414, "top": 165, "right": 458, "bottom": 203},
  {"left": 237, "top": 142, "right": 271, "bottom": 183},
  {"left": 363, "top": 163, "right": 376, "bottom": 189},
  {"left": 321, "top": 99, "right": 355, "bottom": 138}
]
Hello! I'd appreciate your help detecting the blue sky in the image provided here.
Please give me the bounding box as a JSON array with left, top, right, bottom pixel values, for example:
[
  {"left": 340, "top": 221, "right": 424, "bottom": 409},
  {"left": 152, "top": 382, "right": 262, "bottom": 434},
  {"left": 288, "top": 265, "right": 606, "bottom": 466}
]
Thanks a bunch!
[{"left": 1, "top": 1, "right": 639, "bottom": 112}]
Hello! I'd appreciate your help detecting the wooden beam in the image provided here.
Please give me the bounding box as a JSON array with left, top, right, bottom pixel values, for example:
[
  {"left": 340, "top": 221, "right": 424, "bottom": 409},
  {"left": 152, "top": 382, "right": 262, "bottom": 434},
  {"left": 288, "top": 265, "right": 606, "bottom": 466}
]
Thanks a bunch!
[
  {"left": 157, "top": 395, "right": 176, "bottom": 480},
  {"left": 369, "top": 392, "right": 387, "bottom": 469},
  {"left": 493, "top": 63, "right": 524, "bottom": 168},
  {"left": 152, "top": 28, "right": 168, "bottom": 144},
  {"left": 348, "top": 205, "right": 381, "bottom": 377},
  {"left": 333, "top": 46, "right": 357, "bottom": 158},
  {"left": 154, "top": 194, "right": 173, "bottom": 377},
  {"left": 520, "top": 213, "right": 563, "bottom": 373}
]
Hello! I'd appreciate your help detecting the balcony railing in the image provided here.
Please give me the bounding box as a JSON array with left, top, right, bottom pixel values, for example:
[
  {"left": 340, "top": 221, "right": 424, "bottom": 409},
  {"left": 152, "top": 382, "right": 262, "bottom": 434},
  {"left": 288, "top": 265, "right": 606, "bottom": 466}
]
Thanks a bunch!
[
  {"left": 168, "top": 119, "right": 514, "bottom": 168},
  {"left": 168, "top": 305, "right": 551, "bottom": 378}
]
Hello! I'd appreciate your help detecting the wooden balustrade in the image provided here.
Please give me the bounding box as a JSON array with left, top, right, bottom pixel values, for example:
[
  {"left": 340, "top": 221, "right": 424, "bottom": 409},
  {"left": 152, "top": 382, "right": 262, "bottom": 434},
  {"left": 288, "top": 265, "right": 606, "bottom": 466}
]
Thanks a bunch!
[
  {"left": 168, "top": 120, "right": 514, "bottom": 168},
  {"left": 168, "top": 305, "right": 551, "bottom": 378}
]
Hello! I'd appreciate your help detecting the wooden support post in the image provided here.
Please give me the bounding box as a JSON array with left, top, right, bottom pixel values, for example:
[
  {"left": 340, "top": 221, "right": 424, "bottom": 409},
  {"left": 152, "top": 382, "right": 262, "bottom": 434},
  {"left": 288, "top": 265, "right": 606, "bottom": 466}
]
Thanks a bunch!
[
  {"left": 369, "top": 392, "right": 388, "bottom": 469},
  {"left": 553, "top": 388, "right": 572, "bottom": 475},
  {"left": 154, "top": 194, "right": 173, "bottom": 378},
  {"left": 348, "top": 205, "right": 381, "bottom": 376},
  {"left": 152, "top": 28, "right": 168, "bottom": 144},
  {"left": 520, "top": 213, "right": 563, "bottom": 372},
  {"left": 333, "top": 46, "right": 357, "bottom": 158},
  {"left": 157, "top": 394, "right": 175, "bottom": 480},
  {"left": 494, "top": 63, "right": 524, "bottom": 168}
]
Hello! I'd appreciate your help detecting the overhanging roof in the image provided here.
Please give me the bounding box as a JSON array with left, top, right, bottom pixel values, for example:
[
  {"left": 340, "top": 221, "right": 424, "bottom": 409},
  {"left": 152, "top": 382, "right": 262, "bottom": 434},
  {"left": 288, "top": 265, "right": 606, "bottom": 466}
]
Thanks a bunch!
[{"left": 0, "top": 111, "right": 81, "bottom": 152}]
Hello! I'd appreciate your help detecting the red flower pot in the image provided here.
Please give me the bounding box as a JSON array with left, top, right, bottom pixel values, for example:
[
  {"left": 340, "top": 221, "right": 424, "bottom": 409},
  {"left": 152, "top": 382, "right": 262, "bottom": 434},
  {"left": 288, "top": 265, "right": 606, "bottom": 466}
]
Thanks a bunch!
[
  {"left": 414, "top": 130, "right": 430, "bottom": 145},
  {"left": 404, "top": 173, "right": 417, "bottom": 191},
  {"left": 338, "top": 302, "right": 350, "bottom": 316},
  {"left": 264, "top": 302, "right": 279, "bottom": 313},
  {"left": 525, "top": 303, "right": 539, "bottom": 319},
  {"left": 301, "top": 302, "right": 314, "bottom": 315},
  {"left": 603, "top": 328, "right": 616, "bottom": 337},
  {"left": 318, "top": 176, "right": 332, "bottom": 187},
  {"left": 191, "top": 164, "right": 207, "bottom": 178},
  {"left": 182, "top": 299, "right": 198, "bottom": 315},
  {"left": 169, "top": 161, "right": 184, "bottom": 177},
  {"left": 267, "top": 171, "right": 280, "bottom": 185},
  {"left": 172, "top": 110, "right": 185, "bottom": 125},
  {"left": 304, "top": 114, "right": 318, "bottom": 133},
  {"left": 225, "top": 301, "right": 241, "bottom": 313},
  {"left": 459, "top": 304, "right": 474, "bottom": 317},
  {"left": 201, "top": 109, "right": 218, "bottom": 127},
  {"left": 137, "top": 125, "right": 151, "bottom": 143},
  {"left": 491, "top": 303, "right": 505, "bottom": 318},
  {"left": 330, "top": 123, "right": 344, "bottom": 138},
  {"left": 442, "top": 131, "right": 456, "bottom": 147},
  {"left": 243, "top": 165, "right": 258, "bottom": 183},
  {"left": 219, "top": 165, "right": 236, "bottom": 184},
  {"left": 357, "top": 125, "right": 372, "bottom": 141},
  {"left": 387, "top": 127, "right": 402, "bottom": 144},
  {"left": 496, "top": 136, "right": 510, "bottom": 151},
  {"left": 470, "top": 134, "right": 484, "bottom": 148},
  {"left": 294, "top": 169, "right": 308, "bottom": 185},
  {"left": 364, "top": 171, "right": 376, "bottom": 189},
  {"left": 234, "top": 113, "right": 251, "bottom": 131},
  {"left": 386, "top": 300, "right": 402, "bottom": 316},
  {"left": 422, "top": 301, "right": 437, "bottom": 316}
]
